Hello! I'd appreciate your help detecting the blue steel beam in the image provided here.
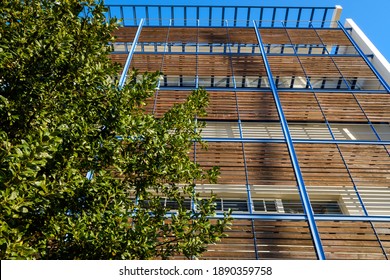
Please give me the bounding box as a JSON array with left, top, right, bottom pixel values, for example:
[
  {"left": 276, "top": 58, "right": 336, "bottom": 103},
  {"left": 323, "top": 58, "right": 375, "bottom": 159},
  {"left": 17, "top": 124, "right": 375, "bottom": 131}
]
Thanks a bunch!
[
  {"left": 207, "top": 213, "right": 390, "bottom": 222},
  {"left": 200, "top": 138, "right": 390, "bottom": 145},
  {"left": 118, "top": 18, "right": 145, "bottom": 88},
  {"left": 338, "top": 21, "right": 390, "bottom": 93},
  {"left": 156, "top": 85, "right": 388, "bottom": 93},
  {"left": 253, "top": 21, "right": 326, "bottom": 260}
]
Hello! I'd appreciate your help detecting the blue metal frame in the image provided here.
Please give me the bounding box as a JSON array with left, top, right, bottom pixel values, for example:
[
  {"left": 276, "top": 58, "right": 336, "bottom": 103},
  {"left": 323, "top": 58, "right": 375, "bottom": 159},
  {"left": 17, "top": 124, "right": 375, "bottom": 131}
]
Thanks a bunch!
[
  {"left": 281, "top": 22, "right": 371, "bottom": 218},
  {"left": 208, "top": 213, "right": 390, "bottom": 222},
  {"left": 118, "top": 18, "right": 145, "bottom": 88},
  {"left": 156, "top": 86, "right": 388, "bottom": 93},
  {"left": 253, "top": 21, "right": 326, "bottom": 260},
  {"left": 200, "top": 138, "right": 390, "bottom": 145}
]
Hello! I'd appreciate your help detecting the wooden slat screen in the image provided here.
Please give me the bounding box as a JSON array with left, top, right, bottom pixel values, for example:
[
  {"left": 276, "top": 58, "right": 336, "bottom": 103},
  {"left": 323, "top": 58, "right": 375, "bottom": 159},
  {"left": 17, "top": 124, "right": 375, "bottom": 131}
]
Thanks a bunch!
[
  {"left": 295, "top": 143, "right": 353, "bottom": 187},
  {"left": 332, "top": 56, "right": 376, "bottom": 78},
  {"left": 315, "top": 93, "right": 367, "bottom": 122},
  {"left": 355, "top": 93, "right": 390, "bottom": 122},
  {"left": 317, "top": 221, "right": 387, "bottom": 260},
  {"left": 146, "top": 90, "right": 279, "bottom": 121},
  {"left": 267, "top": 56, "right": 306, "bottom": 77},
  {"left": 286, "top": 29, "right": 322, "bottom": 45},
  {"left": 372, "top": 222, "right": 390, "bottom": 259},
  {"left": 244, "top": 143, "right": 296, "bottom": 187},
  {"left": 237, "top": 92, "right": 279, "bottom": 121},
  {"left": 112, "top": 27, "right": 137, "bottom": 42},
  {"left": 254, "top": 220, "right": 317, "bottom": 259},
  {"left": 339, "top": 145, "right": 390, "bottom": 188},
  {"left": 316, "top": 29, "right": 353, "bottom": 46},
  {"left": 202, "top": 220, "right": 256, "bottom": 259},
  {"left": 279, "top": 92, "right": 324, "bottom": 122},
  {"left": 194, "top": 142, "right": 246, "bottom": 185}
]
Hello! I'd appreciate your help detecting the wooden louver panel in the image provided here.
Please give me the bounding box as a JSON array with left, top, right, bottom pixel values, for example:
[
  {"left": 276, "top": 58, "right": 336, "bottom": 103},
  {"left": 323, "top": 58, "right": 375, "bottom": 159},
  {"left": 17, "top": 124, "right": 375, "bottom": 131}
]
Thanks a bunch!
[
  {"left": 355, "top": 93, "right": 390, "bottom": 122},
  {"left": 317, "top": 221, "right": 387, "bottom": 260},
  {"left": 254, "top": 220, "right": 317, "bottom": 259},
  {"left": 279, "top": 92, "right": 324, "bottom": 122},
  {"left": 202, "top": 220, "right": 256, "bottom": 259},
  {"left": 315, "top": 93, "right": 367, "bottom": 122},
  {"left": 295, "top": 143, "right": 353, "bottom": 187},
  {"left": 194, "top": 142, "right": 246, "bottom": 185},
  {"left": 244, "top": 143, "right": 296, "bottom": 186},
  {"left": 338, "top": 145, "right": 390, "bottom": 188}
]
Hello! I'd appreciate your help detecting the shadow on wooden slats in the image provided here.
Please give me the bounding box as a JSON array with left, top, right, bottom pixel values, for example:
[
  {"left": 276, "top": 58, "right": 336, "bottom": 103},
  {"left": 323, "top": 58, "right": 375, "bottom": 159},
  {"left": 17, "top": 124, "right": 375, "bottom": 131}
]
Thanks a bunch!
[
  {"left": 112, "top": 27, "right": 137, "bottom": 42},
  {"left": 254, "top": 220, "right": 317, "bottom": 260},
  {"left": 244, "top": 143, "right": 297, "bottom": 187},
  {"left": 317, "top": 220, "right": 387, "bottom": 260},
  {"left": 237, "top": 92, "right": 279, "bottom": 121}
]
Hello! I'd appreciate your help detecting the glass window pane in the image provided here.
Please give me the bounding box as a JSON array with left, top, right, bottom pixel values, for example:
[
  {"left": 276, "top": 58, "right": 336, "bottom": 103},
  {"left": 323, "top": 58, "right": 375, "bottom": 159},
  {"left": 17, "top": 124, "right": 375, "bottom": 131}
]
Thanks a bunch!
[{"left": 331, "top": 123, "right": 378, "bottom": 140}]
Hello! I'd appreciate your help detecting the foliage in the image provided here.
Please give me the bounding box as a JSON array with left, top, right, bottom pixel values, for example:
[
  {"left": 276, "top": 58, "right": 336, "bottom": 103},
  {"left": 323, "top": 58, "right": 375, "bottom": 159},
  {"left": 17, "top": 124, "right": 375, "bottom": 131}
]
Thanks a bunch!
[{"left": 0, "top": 0, "right": 231, "bottom": 259}]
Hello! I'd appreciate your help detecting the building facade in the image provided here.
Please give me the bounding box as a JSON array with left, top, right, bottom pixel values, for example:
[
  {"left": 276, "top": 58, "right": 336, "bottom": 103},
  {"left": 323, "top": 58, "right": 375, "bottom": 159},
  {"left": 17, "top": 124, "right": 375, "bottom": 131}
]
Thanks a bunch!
[{"left": 107, "top": 4, "right": 390, "bottom": 260}]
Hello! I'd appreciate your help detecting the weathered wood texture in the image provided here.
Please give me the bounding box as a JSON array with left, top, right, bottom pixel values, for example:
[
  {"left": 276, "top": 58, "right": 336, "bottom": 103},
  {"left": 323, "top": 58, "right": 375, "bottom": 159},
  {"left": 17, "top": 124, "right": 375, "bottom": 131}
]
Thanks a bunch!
[
  {"left": 317, "top": 221, "right": 388, "bottom": 260},
  {"left": 202, "top": 219, "right": 317, "bottom": 260}
]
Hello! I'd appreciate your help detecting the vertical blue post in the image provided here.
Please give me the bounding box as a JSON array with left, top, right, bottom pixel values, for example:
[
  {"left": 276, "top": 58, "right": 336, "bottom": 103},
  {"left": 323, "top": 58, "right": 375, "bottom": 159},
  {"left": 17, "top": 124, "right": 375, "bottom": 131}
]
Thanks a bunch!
[
  {"left": 118, "top": 18, "right": 145, "bottom": 88},
  {"left": 338, "top": 21, "right": 390, "bottom": 92},
  {"left": 253, "top": 20, "right": 326, "bottom": 260}
]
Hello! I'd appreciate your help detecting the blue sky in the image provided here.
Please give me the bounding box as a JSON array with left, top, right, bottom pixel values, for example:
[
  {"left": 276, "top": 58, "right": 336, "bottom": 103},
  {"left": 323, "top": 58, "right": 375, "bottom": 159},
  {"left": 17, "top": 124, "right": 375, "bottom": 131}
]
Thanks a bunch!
[{"left": 105, "top": 0, "right": 390, "bottom": 63}]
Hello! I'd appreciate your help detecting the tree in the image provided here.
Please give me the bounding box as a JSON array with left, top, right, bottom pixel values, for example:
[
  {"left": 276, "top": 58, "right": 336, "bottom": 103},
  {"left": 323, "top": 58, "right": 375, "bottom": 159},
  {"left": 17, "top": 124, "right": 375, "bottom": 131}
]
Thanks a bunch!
[{"left": 0, "top": 0, "right": 231, "bottom": 259}]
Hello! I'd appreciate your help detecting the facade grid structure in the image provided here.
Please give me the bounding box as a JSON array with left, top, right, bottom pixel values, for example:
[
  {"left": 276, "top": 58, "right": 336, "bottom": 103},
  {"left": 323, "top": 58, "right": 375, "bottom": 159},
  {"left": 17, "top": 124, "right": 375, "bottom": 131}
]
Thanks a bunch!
[{"left": 106, "top": 4, "right": 390, "bottom": 260}]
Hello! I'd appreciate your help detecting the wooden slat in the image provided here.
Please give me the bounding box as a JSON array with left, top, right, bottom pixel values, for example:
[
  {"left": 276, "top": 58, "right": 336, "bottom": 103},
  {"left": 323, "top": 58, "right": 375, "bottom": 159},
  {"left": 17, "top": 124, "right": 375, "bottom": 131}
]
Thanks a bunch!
[
  {"left": 315, "top": 93, "right": 367, "bottom": 122},
  {"left": 231, "top": 55, "right": 267, "bottom": 76},
  {"left": 227, "top": 28, "right": 258, "bottom": 44},
  {"left": 195, "top": 142, "right": 246, "bottom": 185},
  {"left": 373, "top": 222, "right": 390, "bottom": 259},
  {"left": 167, "top": 27, "right": 198, "bottom": 43},
  {"left": 338, "top": 145, "right": 390, "bottom": 188},
  {"left": 112, "top": 27, "right": 138, "bottom": 42},
  {"left": 279, "top": 92, "right": 324, "bottom": 121},
  {"left": 244, "top": 143, "right": 297, "bottom": 186},
  {"left": 286, "top": 29, "right": 322, "bottom": 45},
  {"left": 237, "top": 92, "right": 279, "bottom": 121},
  {"left": 202, "top": 220, "right": 256, "bottom": 260},
  {"left": 295, "top": 144, "right": 353, "bottom": 187},
  {"left": 332, "top": 56, "right": 376, "bottom": 78},
  {"left": 253, "top": 220, "right": 316, "bottom": 260},
  {"left": 355, "top": 93, "right": 390, "bottom": 122},
  {"left": 259, "top": 28, "right": 290, "bottom": 45},
  {"left": 267, "top": 56, "right": 306, "bottom": 77},
  {"left": 197, "top": 55, "right": 232, "bottom": 76},
  {"left": 316, "top": 29, "right": 353, "bottom": 46},
  {"left": 299, "top": 56, "right": 340, "bottom": 77},
  {"left": 138, "top": 27, "right": 170, "bottom": 43},
  {"left": 317, "top": 220, "right": 387, "bottom": 260}
]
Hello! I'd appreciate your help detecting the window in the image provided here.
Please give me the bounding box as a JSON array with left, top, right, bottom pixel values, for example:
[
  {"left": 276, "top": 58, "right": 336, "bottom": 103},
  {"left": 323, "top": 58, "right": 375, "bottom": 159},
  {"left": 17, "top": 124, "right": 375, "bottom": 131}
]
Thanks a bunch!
[
  {"left": 214, "top": 199, "right": 248, "bottom": 212},
  {"left": 283, "top": 200, "right": 343, "bottom": 214},
  {"left": 253, "top": 200, "right": 278, "bottom": 212}
]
